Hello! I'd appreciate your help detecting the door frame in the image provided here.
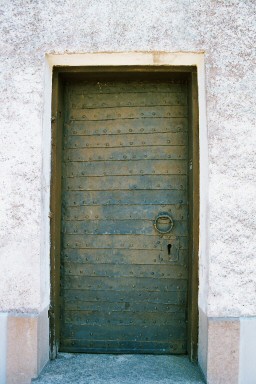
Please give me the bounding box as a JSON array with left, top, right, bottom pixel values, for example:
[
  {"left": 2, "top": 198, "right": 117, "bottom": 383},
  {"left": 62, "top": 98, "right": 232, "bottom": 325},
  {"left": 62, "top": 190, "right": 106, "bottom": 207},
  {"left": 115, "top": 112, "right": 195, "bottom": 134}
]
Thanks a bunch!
[{"left": 49, "top": 65, "right": 199, "bottom": 361}]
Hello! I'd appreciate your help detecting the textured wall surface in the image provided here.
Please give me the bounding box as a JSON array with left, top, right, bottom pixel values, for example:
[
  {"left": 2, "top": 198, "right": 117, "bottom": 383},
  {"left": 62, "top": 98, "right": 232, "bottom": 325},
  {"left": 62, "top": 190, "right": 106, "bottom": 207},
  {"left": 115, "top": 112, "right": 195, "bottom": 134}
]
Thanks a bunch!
[{"left": 0, "top": 0, "right": 255, "bottom": 317}]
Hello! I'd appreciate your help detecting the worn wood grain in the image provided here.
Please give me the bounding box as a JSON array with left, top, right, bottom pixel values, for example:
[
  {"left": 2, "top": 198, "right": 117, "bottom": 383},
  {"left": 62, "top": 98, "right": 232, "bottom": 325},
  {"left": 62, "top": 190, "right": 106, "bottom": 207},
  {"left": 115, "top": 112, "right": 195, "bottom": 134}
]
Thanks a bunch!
[
  {"left": 65, "top": 117, "right": 188, "bottom": 135},
  {"left": 62, "top": 203, "right": 187, "bottom": 221},
  {"left": 62, "top": 234, "right": 189, "bottom": 250},
  {"left": 62, "top": 247, "right": 188, "bottom": 265},
  {"left": 63, "top": 310, "right": 186, "bottom": 325},
  {"left": 63, "top": 146, "right": 187, "bottom": 162},
  {"left": 62, "top": 275, "right": 188, "bottom": 292},
  {"left": 64, "top": 132, "right": 187, "bottom": 148},
  {"left": 62, "top": 323, "right": 186, "bottom": 341},
  {"left": 63, "top": 160, "right": 188, "bottom": 178},
  {"left": 62, "top": 175, "right": 187, "bottom": 191},
  {"left": 60, "top": 79, "right": 189, "bottom": 353},
  {"left": 62, "top": 219, "right": 188, "bottom": 236},
  {"left": 63, "top": 262, "right": 188, "bottom": 279},
  {"left": 62, "top": 288, "right": 187, "bottom": 304},
  {"left": 70, "top": 92, "right": 187, "bottom": 108},
  {"left": 60, "top": 339, "right": 186, "bottom": 354},
  {"left": 62, "top": 190, "right": 187, "bottom": 206},
  {"left": 70, "top": 81, "right": 187, "bottom": 94},
  {"left": 70, "top": 105, "right": 187, "bottom": 121},
  {"left": 62, "top": 298, "right": 186, "bottom": 314}
]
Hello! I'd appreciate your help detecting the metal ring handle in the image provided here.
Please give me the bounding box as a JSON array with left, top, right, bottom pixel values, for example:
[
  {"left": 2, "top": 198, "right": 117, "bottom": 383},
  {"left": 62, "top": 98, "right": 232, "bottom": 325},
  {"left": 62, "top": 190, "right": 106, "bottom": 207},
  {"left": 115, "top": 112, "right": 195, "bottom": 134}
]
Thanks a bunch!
[{"left": 154, "top": 212, "right": 174, "bottom": 234}]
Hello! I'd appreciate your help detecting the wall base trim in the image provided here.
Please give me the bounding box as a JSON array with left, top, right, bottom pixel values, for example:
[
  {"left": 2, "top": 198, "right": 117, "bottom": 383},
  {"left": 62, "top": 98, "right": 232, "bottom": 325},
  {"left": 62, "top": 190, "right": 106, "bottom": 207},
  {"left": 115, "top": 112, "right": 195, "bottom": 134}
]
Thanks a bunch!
[
  {"left": 199, "top": 311, "right": 256, "bottom": 384},
  {"left": 0, "top": 308, "right": 49, "bottom": 384}
]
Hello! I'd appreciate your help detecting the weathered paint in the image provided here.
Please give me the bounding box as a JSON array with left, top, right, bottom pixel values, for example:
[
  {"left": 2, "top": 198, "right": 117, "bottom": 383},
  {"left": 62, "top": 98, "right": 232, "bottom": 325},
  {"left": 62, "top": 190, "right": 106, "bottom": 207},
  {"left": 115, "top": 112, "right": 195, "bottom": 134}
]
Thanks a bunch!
[{"left": 60, "top": 79, "right": 189, "bottom": 353}]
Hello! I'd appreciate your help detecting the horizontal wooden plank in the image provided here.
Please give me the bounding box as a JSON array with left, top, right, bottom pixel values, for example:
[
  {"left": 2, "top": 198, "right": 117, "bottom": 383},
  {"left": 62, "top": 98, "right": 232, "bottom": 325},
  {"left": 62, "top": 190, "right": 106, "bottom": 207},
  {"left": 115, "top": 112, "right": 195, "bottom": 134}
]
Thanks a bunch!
[
  {"left": 70, "top": 106, "right": 187, "bottom": 121},
  {"left": 61, "top": 296, "right": 184, "bottom": 312},
  {"left": 63, "top": 307, "right": 186, "bottom": 326},
  {"left": 62, "top": 219, "right": 188, "bottom": 236},
  {"left": 61, "top": 323, "right": 186, "bottom": 341},
  {"left": 63, "top": 146, "right": 188, "bottom": 162},
  {"left": 62, "top": 247, "right": 188, "bottom": 265},
  {"left": 62, "top": 190, "right": 187, "bottom": 207},
  {"left": 61, "top": 275, "right": 188, "bottom": 292},
  {"left": 62, "top": 299, "right": 186, "bottom": 312},
  {"left": 64, "top": 131, "right": 187, "bottom": 148},
  {"left": 62, "top": 175, "right": 187, "bottom": 192},
  {"left": 63, "top": 159, "right": 187, "bottom": 177},
  {"left": 62, "top": 203, "right": 187, "bottom": 221},
  {"left": 63, "top": 160, "right": 188, "bottom": 177},
  {"left": 70, "top": 81, "right": 187, "bottom": 94},
  {"left": 62, "top": 288, "right": 187, "bottom": 305},
  {"left": 60, "top": 339, "right": 186, "bottom": 354},
  {"left": 65, "top": 117, "right": 188, "bottom": 136},
  {"left": 70, "top": 92, "right": 187, "bottom": 108},
  {"left": 62, "top": 234, "right": 188, "bottom": 250},
  {"left": 63, "top": 262, "right": 188, "bottom": 279}
]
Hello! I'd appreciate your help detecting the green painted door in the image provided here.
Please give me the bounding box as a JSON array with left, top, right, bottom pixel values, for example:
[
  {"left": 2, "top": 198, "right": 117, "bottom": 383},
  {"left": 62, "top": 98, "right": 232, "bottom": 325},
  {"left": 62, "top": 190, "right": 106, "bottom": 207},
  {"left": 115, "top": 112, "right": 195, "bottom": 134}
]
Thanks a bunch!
[{"left": 60, "top": 78, "right": 189, "bottom": 354}]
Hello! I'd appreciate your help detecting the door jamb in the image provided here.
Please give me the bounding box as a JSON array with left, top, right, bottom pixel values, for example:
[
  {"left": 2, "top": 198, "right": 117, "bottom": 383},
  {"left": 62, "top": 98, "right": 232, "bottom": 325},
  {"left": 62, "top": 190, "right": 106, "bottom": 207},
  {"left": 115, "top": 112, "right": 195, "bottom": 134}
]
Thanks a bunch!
[
  {"left": 49, "top": 66, "right": 199, "bottom": 361},
  {"left": 49, "top": 70, "right": 64, "bottom": 359}
]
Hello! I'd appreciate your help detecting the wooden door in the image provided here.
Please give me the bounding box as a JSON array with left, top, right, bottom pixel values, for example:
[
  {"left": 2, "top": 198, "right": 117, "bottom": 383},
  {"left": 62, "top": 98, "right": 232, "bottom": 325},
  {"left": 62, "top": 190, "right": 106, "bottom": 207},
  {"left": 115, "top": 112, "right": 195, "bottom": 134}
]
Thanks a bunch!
[{"left": 60, "top": 78, "right": 189, "bottom": 354}]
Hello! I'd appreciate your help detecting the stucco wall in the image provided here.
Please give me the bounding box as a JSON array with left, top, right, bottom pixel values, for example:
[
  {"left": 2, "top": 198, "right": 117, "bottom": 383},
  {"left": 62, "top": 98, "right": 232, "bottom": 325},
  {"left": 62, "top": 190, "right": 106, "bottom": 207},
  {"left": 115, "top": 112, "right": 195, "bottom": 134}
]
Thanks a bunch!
[{"left": 0, "top": 0, "right": 255, "bottom": 319}]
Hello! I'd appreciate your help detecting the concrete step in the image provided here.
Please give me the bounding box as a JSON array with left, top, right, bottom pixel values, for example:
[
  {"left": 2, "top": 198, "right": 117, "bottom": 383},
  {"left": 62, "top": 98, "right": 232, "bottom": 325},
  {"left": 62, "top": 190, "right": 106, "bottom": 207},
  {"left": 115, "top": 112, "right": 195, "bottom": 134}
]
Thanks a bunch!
[{"left": 33, "top": 353, "right": 205, "bottom": 384}]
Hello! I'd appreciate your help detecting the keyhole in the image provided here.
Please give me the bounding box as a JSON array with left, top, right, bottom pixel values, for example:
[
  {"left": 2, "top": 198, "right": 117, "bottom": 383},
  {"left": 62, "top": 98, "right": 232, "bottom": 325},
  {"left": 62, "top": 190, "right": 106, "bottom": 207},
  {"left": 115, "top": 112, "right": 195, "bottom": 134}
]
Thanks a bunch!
[{"left": 167, "top": 244, "right": 172, "bottom": 255}]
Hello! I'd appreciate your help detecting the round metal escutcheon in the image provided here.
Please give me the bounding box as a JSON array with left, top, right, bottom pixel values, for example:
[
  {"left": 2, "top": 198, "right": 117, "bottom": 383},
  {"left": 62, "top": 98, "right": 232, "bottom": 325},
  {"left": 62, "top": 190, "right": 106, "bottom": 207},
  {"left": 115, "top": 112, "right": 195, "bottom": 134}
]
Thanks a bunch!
[{"left": 154, "top": 212, "right": 174, "bottom": 234}]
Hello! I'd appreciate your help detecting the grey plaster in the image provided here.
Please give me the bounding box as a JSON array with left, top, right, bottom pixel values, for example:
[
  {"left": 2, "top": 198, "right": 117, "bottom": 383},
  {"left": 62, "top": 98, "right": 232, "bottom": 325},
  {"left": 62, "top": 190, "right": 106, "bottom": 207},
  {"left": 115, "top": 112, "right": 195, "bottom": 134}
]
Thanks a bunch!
[
  {"left": 32, "top": 353, "right": 205, "bottom": 384},
  {"left": 0, "top": 0, "right": 255, "bottom": 318}
]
